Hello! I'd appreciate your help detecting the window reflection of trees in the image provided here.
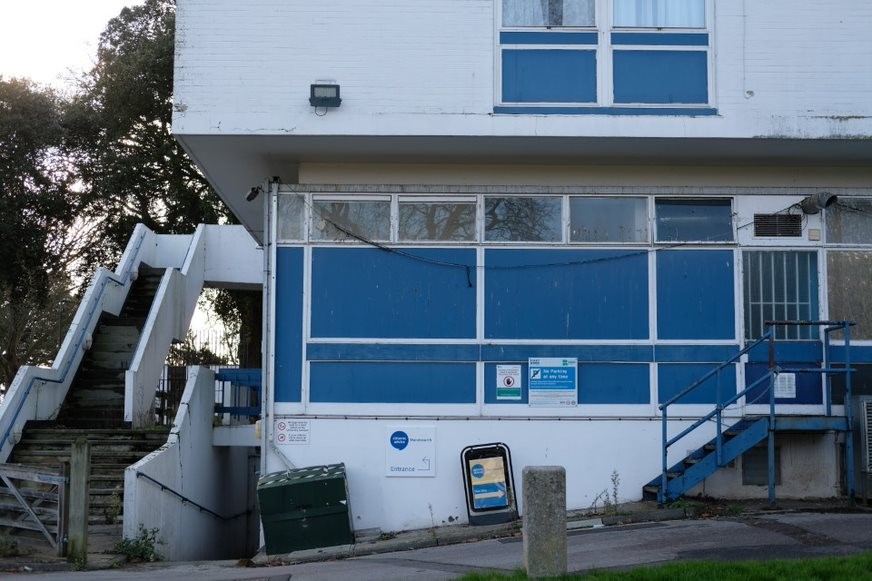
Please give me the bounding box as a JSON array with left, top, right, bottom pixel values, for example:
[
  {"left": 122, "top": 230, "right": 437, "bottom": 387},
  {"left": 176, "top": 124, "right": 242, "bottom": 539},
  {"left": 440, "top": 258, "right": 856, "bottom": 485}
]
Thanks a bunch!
[
  {"left": 485, "top": 197, "right": 562, "bottom": 242},
  {"left": 399, "top": 203, "right": 476, "bottom": 241},
  {"left": 313, "top": 201, "right": 390, "bottom": 241}
]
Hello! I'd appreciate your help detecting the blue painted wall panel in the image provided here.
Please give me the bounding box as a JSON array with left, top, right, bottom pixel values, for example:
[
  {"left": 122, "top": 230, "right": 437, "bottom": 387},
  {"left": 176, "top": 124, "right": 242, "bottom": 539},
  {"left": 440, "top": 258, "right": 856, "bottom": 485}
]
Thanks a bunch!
[
  {"left": 657, "top": 250, "right": 735, "bottom": 340},
  {"left": 311, "top": 248, "right": 476, "bottom": 339},
  {"left": 307, "top": 343, "right": 480, "bottom": 362},
  {"left": 502, "top": 49, "right": 597, "bottom": 103},
  {"left": 482, "top": 344, "right": 653, "bottom": 362},
  {"left": 275, "top": 247, "right": 304, "bottom": 402},
  {"left": 484, "top": 363, "right": 649, "bottom": 404},
  {"left": 485, "top": 250, "right": 649, "bottom": 340},
  {"left": 309, "top": 362, "right": 476, "bottom": 403},
  {"left": 580, "top": 364, "right": 650, "bottom": 404},
  {"left": 611, "top": 33, "right": 709, "bottom": 46},
  {"left": 829, "top": 345, "right": 872, "bottom": 364},
  {"left": 658, "top": 363, "right": 737, "bottom": 405},
  {"left": 747, "top": 341, "right": 823, "bottom": 363},
  {"left": 745, "top": 363, "right": 822, "bottom": 405},
  {"left": 655, "top": 344, "right": 740, "bottom": 363},
  {"left": 501, "top": 32, "right": 598, "bottom": 45},
  {"left": 613, "top": 50, "right": 708, "bottom": 104}
]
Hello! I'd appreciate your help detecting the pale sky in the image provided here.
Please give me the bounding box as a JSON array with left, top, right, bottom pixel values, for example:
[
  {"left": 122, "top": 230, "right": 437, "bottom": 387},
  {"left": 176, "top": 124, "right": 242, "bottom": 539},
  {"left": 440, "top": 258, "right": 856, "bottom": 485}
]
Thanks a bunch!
[{"left": 0, "top": 1, "right": 145, "bottom": 89}]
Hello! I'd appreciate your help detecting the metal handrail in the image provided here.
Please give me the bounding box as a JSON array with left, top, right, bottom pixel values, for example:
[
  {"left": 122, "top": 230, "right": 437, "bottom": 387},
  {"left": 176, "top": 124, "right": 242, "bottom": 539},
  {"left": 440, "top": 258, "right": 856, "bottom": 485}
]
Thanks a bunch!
[
  {"left": 0, "top": 230, "right": 148, "bottom": 448},
  {"left": 658, "top": 320, "right": 856, "bottom": 506},
  {"left": 134, "top": 471, "right": 250, "bottom": 521},
  {"left": 659, "top": 331, "right": 773, "bottom": 411}
]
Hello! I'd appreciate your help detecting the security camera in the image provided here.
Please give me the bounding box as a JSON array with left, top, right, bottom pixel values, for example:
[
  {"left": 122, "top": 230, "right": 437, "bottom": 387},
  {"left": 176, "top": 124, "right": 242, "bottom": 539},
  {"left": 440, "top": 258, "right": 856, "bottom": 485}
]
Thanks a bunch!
[{"left": 246, "top": 186, "right": 262, "bottom": 202}]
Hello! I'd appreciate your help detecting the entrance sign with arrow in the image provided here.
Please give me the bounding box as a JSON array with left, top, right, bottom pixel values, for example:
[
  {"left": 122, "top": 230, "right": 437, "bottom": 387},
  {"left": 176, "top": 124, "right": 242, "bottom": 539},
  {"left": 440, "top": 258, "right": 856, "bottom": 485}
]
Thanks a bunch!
[{"left": 385, "top": 426, "right": 436, "bottom": 477}]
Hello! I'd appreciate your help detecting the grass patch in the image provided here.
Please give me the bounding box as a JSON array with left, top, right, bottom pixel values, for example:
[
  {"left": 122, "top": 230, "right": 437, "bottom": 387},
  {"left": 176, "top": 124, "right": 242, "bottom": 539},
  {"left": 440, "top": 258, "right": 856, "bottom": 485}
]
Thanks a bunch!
[{"left": 460, "top": 553, "right": 872, "bottom": 580}]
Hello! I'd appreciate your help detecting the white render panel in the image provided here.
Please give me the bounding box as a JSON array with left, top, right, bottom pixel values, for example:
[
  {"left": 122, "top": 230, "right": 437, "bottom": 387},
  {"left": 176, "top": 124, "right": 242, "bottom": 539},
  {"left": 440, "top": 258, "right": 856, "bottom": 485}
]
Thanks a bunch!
[{"left": 174, "top": 0, "right": 872, "bottom": 140}]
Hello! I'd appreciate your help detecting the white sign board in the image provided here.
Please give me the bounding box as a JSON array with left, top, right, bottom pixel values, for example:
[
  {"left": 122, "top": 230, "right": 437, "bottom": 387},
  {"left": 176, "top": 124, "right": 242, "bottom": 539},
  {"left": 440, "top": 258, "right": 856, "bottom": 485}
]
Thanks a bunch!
[
  {"left": 528, "top": 357, "right": 578, "bottom": 407},
  {"left": 275, "top": 419, "right": 310, "bottom": 445},
  {"left": 774, "top": 373, "right": 796, "bottom": 399},
  {"left": 385, "top": 426, "right": 436, "bottom": 477},
  {"left": 496, "top": 365, "right": 522, "bottom": 400}
]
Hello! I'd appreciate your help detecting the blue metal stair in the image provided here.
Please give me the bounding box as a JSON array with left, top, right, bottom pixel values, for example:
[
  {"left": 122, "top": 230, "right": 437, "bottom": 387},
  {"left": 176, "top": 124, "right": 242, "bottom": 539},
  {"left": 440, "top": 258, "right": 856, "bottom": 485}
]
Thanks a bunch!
[
  {"left": 644, "top": 322, "right": 858, "bottom": 506},
  {"left": 643, "top": 417, "right": 769, "bottom": 502}
]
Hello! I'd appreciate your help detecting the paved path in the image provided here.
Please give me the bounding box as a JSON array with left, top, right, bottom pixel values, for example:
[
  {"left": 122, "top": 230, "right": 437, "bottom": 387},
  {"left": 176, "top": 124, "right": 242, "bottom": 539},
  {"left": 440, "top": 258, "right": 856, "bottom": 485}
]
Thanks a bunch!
[{"left": 7, "top": 512, "right": 872, "bottom": 580}]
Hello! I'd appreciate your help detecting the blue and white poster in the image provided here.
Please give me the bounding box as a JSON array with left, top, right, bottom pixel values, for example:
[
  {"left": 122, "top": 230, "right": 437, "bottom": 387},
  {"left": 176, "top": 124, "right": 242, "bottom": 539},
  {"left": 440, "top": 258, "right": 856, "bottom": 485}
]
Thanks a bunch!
[
  {"left": 385, "top": 426, "right": 436, "bottom": 477},
  {"left": 528, "top": 357, "right": 578, "bottom": 407}
]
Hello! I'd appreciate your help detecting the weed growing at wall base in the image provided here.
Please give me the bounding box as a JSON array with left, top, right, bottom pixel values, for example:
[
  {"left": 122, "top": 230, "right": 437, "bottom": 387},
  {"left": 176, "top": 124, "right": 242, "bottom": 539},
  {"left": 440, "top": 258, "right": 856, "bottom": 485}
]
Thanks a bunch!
[{"left": 113, "top": 525, "right": 163, "bottom": 562}]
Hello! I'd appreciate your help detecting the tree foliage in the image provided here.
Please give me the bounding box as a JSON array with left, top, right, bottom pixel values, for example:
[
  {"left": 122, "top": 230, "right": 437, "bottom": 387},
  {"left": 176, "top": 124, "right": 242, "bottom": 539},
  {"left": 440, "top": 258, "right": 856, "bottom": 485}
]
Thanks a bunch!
[
  {"left": 0, "top": 77, "right": 80, "bottom": 388},
  {"left": 67, "top": 0, "right": 229, "bottom": 270}
]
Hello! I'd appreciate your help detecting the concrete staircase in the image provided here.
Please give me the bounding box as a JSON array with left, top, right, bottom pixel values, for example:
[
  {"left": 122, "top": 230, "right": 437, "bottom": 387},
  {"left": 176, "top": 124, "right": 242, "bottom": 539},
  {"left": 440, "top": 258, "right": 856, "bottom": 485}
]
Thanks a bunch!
[
  {"left": 6, "top": 426, "right": 168, "bottom": 524},
  {"left": 56, "top": 267, "right": 163, "bottom": 429},
  {"left": 2, "top": 266, "right": 169, "bottom": 525}
]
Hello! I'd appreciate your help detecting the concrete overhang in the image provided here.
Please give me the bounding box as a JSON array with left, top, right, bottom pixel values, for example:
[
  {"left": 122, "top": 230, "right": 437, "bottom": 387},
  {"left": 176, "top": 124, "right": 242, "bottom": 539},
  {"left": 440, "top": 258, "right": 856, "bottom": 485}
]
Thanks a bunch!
[{"left": 176, "top": 134, "right": 872, "bottom": 244}]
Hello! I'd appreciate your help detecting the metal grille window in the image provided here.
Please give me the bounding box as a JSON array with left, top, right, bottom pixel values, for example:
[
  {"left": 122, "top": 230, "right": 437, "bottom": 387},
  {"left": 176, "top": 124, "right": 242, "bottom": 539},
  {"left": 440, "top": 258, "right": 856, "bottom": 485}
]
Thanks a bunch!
[
  {"left": 753, "top": 214, "right": 802, "bottom": 238},
  {"left": 743, "top": 251, "right": 819, "bottom": 340}
]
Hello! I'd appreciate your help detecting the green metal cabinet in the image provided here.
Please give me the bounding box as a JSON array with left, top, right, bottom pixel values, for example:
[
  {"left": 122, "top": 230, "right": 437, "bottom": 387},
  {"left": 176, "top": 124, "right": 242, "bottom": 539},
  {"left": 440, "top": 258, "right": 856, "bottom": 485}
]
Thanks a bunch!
[{"left": 257, "top": 463, "right": 354, "bottom": 555}]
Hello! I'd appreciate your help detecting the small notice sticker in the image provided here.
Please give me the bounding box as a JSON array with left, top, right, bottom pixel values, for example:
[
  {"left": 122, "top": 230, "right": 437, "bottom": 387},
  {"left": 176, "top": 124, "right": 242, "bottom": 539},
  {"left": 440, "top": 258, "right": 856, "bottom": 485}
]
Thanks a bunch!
[
  {"left": 496, "top": 365, "right": 522, "bottom": 400},
  {"left": 275, "top": 419, "right": 310, "bottom": 445}
]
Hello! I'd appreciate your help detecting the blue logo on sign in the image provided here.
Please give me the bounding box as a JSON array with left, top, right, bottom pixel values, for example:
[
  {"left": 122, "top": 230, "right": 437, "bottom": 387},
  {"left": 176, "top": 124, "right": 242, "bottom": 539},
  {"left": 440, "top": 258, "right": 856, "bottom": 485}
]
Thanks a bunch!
[
  {"left": 471, "top": 464, "right": 485, "bottom": 479},
  {"left": 390, "top": 431, "right": 409, "bottom": 451}
]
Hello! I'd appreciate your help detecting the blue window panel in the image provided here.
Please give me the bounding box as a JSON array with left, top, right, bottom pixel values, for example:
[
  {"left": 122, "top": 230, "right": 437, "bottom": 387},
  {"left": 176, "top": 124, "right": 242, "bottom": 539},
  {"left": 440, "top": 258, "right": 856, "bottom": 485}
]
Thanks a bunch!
[
  {"left": 746, "top": 341, "right": 823, "bottom": 364},
  {"left": 745, "top": 363, "right": 822, "bottom": 405},
  {"left": 502, "top": 49, "right": 597, "bottom": 103},
  {"left": 656, "top": 199, "right": 734, "bottom": 242},
  {"left": 309, "top": 362, "right": 476, "bottom": 403},
  {"left": 658, "top": 363, "right": 737, "bottom": 405},
  {"left": 311, "top": 248, "right": 476, "bottom": 339},
  {"left": 482, "top": 344, "right": 653, "bottom": 362},
  {"left": 655, "top": 344, "right": 740, "bottom": 363},
  {"left": 501, "top": 32, "right": 598, "bottom": 45},
  {"left": 611, "top": 33, "right": 709, "bottom": 46},
  {"left": 657, "top": 250, "right": 735, "bottom": 340},
  {"left": 275, "top": 247, "right": 304, "bottom": 402},
  {"left": 485, "top": 250, "right": 649, "bottom": 340},
  {"left": 307, "top": 343, "right": 480, "bottom": 362},
  {"left": 613, "top": 50, "right": 708, "bottom": 104}
]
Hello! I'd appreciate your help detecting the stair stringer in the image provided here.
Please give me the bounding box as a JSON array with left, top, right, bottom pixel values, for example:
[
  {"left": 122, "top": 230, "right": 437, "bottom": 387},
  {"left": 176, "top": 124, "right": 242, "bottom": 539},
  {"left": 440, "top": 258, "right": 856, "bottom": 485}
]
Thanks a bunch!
[
  {"left": 0, "top": 225, "right": 156, "bottom": 463},
  {"left": 663, "top": 417, "right": 770, "bottom": 502}
]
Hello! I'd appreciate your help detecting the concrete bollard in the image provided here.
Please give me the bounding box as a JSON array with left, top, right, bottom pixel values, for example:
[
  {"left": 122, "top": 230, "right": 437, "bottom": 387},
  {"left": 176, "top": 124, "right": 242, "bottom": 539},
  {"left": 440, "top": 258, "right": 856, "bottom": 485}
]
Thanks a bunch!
[{"left": 522, "top": 466, "right": 567, "bottom": 578}]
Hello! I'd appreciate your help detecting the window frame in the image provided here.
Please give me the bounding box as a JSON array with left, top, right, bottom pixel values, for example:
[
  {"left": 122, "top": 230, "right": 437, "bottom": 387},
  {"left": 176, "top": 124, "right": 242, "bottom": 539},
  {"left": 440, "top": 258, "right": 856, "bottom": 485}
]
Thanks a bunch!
[
  {"left": 494, "top": 0, "right": 715, "bottom": 110},
  {"left": 654, "top": 197, "right": 736, "bottom": 244}
]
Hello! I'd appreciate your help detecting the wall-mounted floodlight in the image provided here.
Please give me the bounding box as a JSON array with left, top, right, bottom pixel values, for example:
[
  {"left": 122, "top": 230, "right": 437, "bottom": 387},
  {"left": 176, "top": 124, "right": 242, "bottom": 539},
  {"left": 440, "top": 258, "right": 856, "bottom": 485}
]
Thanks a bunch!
[
  {"left": 800, "top": 191, "right": 838, "bottom": 214},
  {"left": 310, "top": 84, "right": 341, "bottom": 108}
]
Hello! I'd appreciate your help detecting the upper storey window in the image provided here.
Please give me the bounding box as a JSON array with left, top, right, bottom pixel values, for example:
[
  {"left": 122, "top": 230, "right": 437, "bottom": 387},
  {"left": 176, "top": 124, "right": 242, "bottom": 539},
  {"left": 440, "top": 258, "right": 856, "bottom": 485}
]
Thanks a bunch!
[
  {"left": 503, "top": 0, "right": 596, "bottom": 27},
  {"left": 497, "top": 0, "right": 713, "bottom": 113},
  {"left": 613, "top": 0, "right": 705, "bottom": 28}
]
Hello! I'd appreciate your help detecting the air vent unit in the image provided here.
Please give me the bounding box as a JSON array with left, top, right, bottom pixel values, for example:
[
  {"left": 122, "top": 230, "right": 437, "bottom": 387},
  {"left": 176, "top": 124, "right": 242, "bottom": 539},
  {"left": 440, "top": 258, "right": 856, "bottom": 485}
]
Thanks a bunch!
[{"left": 754, "top": 214, "right": 802, "bottom": 237}]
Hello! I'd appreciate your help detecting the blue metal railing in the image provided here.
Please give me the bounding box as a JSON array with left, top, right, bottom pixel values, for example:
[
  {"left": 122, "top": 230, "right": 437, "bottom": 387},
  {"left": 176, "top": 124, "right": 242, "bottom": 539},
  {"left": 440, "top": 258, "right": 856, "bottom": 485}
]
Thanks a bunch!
[
  {"left": 0, "top": 230, "right": 148, "bottom": 449},
  {"left": 214, "top": 368, "right": 262, "bottom": 420},
  {"left": 658, "top": 321, "right": 856, "bottom": 506}
]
